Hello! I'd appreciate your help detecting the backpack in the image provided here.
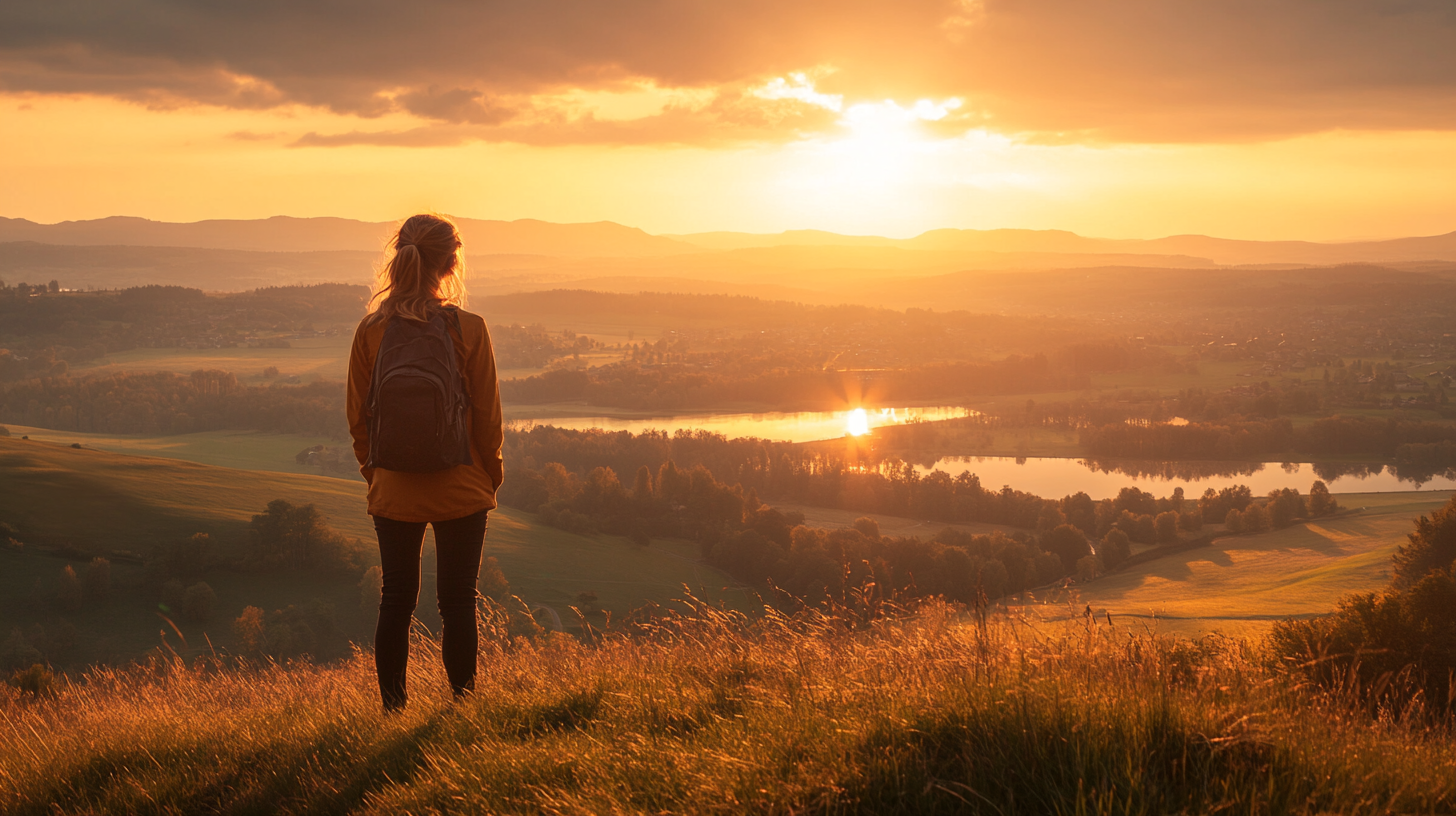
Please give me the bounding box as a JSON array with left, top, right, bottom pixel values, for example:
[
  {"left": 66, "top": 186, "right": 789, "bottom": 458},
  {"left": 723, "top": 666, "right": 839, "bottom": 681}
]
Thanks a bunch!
[{"left": 365, "top": 308, "right": 473, "bottom": 472}]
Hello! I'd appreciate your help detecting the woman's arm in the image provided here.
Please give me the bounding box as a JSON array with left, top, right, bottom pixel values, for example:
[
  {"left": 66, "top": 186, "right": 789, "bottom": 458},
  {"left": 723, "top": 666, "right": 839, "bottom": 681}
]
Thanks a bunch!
[
  {"left": 468, "top": 317, "right": 505, "bottom": 493},
  {"left": 346, "top": 320, "right": 376, "bottom": 484}
]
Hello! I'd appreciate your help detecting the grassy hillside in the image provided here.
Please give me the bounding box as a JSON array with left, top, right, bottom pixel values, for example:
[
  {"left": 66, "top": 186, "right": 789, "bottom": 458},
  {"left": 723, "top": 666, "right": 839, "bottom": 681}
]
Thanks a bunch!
[
  {"left": 2, "top": 424, "right": 360, "bottom": 481},
  {"left": 0, "top": 437, "right": 749, "bottom": 664},
  {"left": 2, "top": 605, "right": 1453, "bottom": 815},
  {"left": 1027, "top": 491, "right": 1452, "bottom": 636}
]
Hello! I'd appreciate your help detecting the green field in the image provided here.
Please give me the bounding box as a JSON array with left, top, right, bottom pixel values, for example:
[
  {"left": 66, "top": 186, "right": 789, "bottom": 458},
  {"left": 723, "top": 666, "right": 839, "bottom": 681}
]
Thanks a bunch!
[
  {"left": 2, "top": 424, "right": 360, "bottom": 481},
  {"left": 71, "top": 331, "right": 358, "bottom": 382},
  {"left": 1021, "top": 491, "right": 1451, "bottom": 636},
  {"left": 0, "top": 436, "right": 749, "bottom": 664}
]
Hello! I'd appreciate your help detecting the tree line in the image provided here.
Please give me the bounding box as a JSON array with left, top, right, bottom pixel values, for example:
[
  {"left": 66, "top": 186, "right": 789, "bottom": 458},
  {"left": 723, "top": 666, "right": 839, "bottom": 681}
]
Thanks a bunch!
[
  {"left": 500, "top": 426, "right": 1341, "bottom": 603},
  {"left": 0, "top": 370, "right": 347, "bottom": 436},
  {"left": 1081, "top": 415, "right": 1456, "bottom": 471}
]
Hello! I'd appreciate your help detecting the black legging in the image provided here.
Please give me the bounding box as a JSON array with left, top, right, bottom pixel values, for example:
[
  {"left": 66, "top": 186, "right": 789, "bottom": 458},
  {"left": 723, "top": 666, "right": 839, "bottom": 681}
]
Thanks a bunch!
[{"left": 372, "top": 509, "right": 488, "bottom": 709}]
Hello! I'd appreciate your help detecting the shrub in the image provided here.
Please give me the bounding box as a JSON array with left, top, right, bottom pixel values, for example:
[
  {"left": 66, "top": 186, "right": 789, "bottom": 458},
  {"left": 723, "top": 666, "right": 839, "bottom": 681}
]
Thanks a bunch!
[
  {"left": 1075, "top": 554, "right": 1102, "bottom": 581},
  {"left": 852, "top": 516, "right": 881, "bottom": 539},
  {"left": 1271, "top": 493, "right": 1456, "bottom": 714}
]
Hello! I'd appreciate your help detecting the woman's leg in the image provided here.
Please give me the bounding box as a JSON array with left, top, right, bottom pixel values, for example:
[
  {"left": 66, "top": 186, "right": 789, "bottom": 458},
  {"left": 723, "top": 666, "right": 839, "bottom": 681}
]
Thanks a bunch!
[
  {"left": 373, "top": 514, "right": 427, "bottom": 710},
  {"left": 431, "top": 509, "right": 489, "bottom": 697}
]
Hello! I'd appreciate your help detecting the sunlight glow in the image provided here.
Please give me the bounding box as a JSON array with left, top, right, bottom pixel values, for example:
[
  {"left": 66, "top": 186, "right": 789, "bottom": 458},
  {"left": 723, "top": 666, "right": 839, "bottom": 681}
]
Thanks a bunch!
[
  {"left": 846, "top": 407, "right": 871, "bottom": 436},
  {"left": 753, "top": 73, "right": 843, "bottom": 111}
]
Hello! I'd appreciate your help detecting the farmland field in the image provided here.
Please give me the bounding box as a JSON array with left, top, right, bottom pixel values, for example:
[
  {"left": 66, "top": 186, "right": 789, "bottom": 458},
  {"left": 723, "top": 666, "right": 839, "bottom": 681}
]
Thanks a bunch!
[{"left": 1023, "top": 490, "right": 1451, "bottom": 637}]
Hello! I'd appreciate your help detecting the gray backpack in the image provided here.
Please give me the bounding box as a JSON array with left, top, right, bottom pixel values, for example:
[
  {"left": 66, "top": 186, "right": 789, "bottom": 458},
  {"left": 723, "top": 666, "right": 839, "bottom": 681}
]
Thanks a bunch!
[{"left": 366, "top": 308, "right": 473, "bottom": 472}]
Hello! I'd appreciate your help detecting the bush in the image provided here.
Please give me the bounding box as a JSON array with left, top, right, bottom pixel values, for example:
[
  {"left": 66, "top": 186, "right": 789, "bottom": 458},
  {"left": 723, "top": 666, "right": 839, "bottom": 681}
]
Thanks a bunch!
[{"left": 1271, "top": 493, "right": 1456, "bottom": 714}]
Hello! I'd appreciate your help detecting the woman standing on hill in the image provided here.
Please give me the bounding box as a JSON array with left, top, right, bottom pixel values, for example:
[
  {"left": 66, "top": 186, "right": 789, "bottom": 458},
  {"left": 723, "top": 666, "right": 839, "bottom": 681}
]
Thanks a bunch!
[{"left": 347, "top": 213, "right": 504, "bottom": 711}]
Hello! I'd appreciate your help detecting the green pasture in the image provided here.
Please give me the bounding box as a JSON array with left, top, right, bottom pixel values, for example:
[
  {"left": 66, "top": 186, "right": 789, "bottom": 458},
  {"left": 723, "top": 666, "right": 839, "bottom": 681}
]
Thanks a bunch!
[
  {"left": 2, "top": 424, "right": 358, "bottom": 480},
  {"left": 1021, "top": 490, "right": 1452, "bottom": 637},
  {"left": 71, "top": 332, "right": 356, "bottom": 382},
  {"left": 768, "top": 502, "right": 1019, "bottom": 539}
]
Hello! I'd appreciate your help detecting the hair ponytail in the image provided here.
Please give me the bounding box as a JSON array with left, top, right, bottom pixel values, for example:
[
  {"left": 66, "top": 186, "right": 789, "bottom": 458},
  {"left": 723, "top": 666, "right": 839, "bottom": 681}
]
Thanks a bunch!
[{"left": 366, "top": 214, "right": 468, "bottom": 324}]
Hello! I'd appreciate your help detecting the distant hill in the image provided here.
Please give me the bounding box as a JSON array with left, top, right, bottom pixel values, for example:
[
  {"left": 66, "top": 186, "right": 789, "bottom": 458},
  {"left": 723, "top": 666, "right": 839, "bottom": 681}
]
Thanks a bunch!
[
  {"left": 0, "top": 216, "right": 700, "bottom": 258},
  {"left": 671, "top": 227, "right": 1456, "bottom": 265}
]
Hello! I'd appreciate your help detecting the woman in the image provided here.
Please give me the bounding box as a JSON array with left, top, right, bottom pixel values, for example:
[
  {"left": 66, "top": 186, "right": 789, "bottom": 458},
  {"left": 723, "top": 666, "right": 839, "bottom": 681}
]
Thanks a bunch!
[{"left": 347, "top": 213, "right": 504, "bottom": 711}]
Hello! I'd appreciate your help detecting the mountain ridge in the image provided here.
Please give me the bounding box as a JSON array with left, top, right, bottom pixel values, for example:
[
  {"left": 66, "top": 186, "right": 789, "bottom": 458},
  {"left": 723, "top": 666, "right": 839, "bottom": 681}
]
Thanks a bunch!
[{"left": 2, "top": 215, "right": 1453, "bottom": 266}]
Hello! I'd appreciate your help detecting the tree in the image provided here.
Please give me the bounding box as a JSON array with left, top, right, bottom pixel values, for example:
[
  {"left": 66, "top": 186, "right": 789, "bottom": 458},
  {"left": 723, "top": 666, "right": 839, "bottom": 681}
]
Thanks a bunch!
[
  {"left": 232, "top": 607, "right": 267, "bottom": 656},
  {"left": 631, "top": 465, "right": 654, "bottom": 501},
  {"left": 1154, "top": 511, "right": 1180, "bottom": 543},
  {"left": 1178, "top": 510, "right": 1203, "bottom": 532},
  {"left": 852, "top": 517, "right": 881, "bottom": 540},
  {"left": 249, "top": 500, "right": 356, "bottom": 572},
  {"left": 1076, "top": 554, "right": 1102, "bottom": 582},
  {"left": 1224, "top": 508, "right": 1244, "bottom": 534},
  {"left": 1098, "top": 528, "right": 1131, "bottom": 570},
  {"left": 1242, "top": 503, "right": 1270, "bottom": 533},
  {"left": 1392, "top": 494, "right": 1456, "bottom": 589},
  {"left": 1307, "top": 480, "right": 1339, "bottom": 518},
  {"left": 1039, "top": 524, "right": 1090, "bottom": 571}
]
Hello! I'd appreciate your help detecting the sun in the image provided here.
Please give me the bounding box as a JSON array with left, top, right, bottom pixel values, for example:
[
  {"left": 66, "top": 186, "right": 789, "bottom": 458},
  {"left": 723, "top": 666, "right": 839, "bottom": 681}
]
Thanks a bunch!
[{"left": 845, "top": 407, "right": 870, "bottom": 436}]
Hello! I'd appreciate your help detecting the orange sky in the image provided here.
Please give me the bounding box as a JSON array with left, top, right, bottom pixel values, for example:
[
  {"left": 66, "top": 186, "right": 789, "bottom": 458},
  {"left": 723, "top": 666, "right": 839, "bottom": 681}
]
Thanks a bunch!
[{"left": 2, "top": 1, "right": 1454, "bottom": 240}]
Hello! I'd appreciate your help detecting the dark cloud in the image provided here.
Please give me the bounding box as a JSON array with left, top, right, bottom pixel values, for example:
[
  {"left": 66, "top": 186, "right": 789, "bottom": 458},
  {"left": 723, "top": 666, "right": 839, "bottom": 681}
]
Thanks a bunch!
[
  {"left": 1, "top": 0, "right": 1452, "bottom": 144},
  {"left": 292, "top": 92, "right": 841, "bottom": 148}
]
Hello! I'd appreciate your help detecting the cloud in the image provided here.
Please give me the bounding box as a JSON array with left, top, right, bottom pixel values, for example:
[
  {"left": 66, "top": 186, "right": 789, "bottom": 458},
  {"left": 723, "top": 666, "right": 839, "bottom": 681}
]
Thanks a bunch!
[
  {"left": 291, "top": 90, "right": 842, "bottom": 148},
  {"left": 1, "top": 0, "right": 1453, "bottom": 144}
]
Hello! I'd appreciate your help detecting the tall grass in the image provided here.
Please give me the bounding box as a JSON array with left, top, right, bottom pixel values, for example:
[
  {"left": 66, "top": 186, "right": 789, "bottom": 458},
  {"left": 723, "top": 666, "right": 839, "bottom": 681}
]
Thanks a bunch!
[{"left": 2, "top": 598, "right": 1453, "bottom": 815}]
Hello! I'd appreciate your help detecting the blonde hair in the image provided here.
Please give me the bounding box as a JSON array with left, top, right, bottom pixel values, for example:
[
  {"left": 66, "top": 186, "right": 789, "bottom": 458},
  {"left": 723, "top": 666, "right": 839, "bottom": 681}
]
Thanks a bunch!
[{"left": 365, "top": 213, "right": 468, "bottom": 325}]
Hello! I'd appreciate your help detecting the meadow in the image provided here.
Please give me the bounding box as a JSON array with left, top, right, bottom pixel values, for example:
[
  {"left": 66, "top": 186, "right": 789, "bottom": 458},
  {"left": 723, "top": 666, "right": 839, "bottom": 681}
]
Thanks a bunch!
[
  {"left": 1030, "top": 491, "right": 1453, "bottom": 637},
  {"left": 2, "top": 600, "right": 1453, "bottom": 815}
]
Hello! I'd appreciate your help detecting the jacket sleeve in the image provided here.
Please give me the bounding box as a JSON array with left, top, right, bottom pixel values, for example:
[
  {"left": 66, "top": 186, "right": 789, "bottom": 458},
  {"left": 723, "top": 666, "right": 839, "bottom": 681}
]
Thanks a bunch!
[
  {"left": 346, "top": 320, "right": 375, "bottom": 484},
  {"left": 469, "top": 316, "right": 505, "bottom": 493}
]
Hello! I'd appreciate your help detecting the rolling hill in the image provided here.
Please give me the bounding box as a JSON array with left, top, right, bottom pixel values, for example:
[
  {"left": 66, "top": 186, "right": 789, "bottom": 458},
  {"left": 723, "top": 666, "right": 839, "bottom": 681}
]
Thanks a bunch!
[
  {"left": 0, "top": 435, "right": 749, "bottom": 665},
  {"left": 1024, "top": 491, "right": 1453, "bottom": 636}
]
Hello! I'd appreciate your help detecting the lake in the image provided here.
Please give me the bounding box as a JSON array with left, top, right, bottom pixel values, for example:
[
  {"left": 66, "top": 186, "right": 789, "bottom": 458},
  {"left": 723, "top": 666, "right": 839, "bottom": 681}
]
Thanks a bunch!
[
  {"left": 915, "top": 456, "right": 1456, "bottom": 501},
  {"left": 513, "top": 406, "right": 975, "bottom": 443},
  {"left": 516, "top": 406, "right": 1456, "bottom": 500}
]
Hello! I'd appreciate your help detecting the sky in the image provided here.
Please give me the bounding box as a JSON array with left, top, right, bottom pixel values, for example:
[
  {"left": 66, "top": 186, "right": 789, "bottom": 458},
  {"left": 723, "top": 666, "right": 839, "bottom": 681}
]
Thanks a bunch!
[{"left": 2, "top": 0, "right": 1454, "bottom": 240}]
